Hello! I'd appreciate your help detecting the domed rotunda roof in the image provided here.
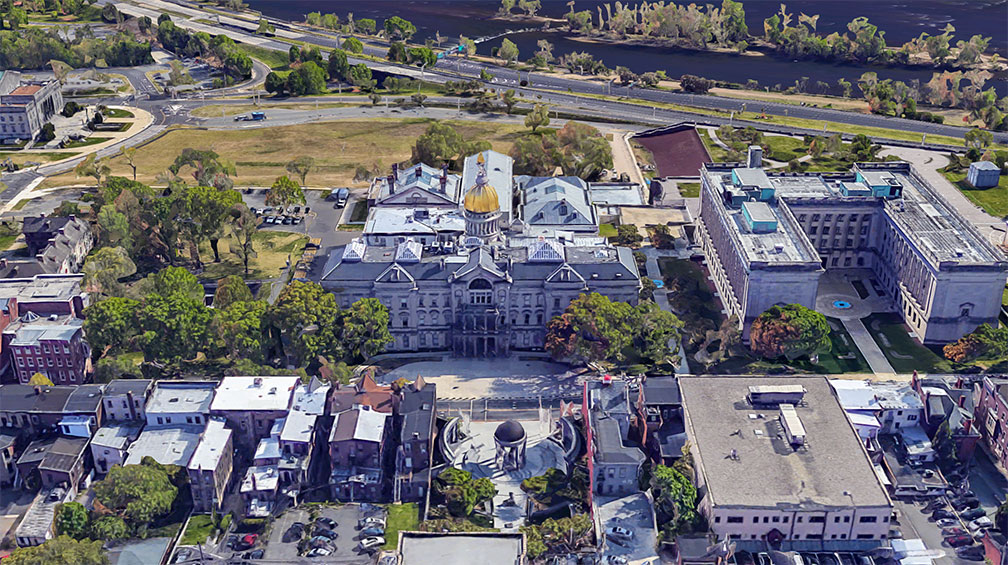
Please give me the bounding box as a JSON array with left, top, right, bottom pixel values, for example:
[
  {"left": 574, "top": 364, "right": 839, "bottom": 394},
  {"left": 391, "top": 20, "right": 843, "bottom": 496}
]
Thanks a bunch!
[
  {"left": 463, "top": 153, "right": 500, "bottom": 214},
  {"left": 494, "top": 419, "right": 526, "bottom": 443}
]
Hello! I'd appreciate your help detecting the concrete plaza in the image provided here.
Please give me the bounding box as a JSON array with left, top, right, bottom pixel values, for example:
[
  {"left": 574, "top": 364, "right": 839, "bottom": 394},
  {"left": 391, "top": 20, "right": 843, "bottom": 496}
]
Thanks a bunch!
[{"left": 380, "top": 358, "right": 578, "bottom": 400}]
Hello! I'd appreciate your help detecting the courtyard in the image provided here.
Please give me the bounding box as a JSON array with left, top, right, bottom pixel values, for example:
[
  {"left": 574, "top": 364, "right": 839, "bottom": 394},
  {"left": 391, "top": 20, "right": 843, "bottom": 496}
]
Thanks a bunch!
[{"left": 380, "top": 358, "right": 579, "bottom": 400}]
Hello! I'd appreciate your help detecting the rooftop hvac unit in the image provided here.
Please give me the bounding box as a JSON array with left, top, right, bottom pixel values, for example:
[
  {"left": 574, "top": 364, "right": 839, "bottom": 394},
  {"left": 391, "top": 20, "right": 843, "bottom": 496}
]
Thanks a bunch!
[
  {"left": 747, "top": 384, "right": 806, "bottom": 406},
  {"left": 779, "top": 404, "right": 806, "bottom": 447}
]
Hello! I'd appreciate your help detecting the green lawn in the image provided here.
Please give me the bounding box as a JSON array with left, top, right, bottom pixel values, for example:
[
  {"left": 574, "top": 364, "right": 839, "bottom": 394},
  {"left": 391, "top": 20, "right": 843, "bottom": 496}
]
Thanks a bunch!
[
  {"left": 598, "top": 223, "right": 617, "bottom": 238},
  {"left": 234, "top": 43, "right": 291, "bottom": 70},
  {"left": 62, "top": 136, "right": 111, "bottom": 149},
  {"left": 103, "top": 108, "right": 134, "bottom": 119},
  {"left": 1003, "top": 285, "right": 1008, "bottom": 307},
  {"left": 862, "top": 313, "right": 953, "bottom": 373},
  {"left": 942, "top": 170, "right": 1008, "bottom": 218},
  {"left": 349, "top": 201, "right": 369, "bottom": 223},
  {"left": 787, "top": 318, "right": 871, "bottom": 374},
  {"left": 677, "top": 182, "right": 701, "bottom": 198},
  {"left": 198, "top": 230, "right": 307, "bottom": 280},
  {"left": 697, "top": 129, "right": 732, "bottom": 162},
  {"left": 180, "top": 514, "right": 216, "bottom": 546},
  {"left": 383, "top": 503, "right": 419, "bottom": 550}
]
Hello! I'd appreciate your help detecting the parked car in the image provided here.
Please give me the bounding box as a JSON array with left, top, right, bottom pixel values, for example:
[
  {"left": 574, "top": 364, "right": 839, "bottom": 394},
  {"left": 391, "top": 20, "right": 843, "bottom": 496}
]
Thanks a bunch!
[
  {"left": 317, "top": 517, "right": 337, "bottom": 529},
  {"left": 924, "top": 500, "right": 946, "bottom": 513},
  {"left": 942, "top": 527, "right": 966, "bottom": 537},
  {"left": 244, "top": 549, "right": 264, "bottom": 559},
  {"left": 306, "top": 547, "right": 332, "bottom": 557},
  {"left": 608, "top": 526, "right": 634, "bottom": 540},
  {"left": 932, "top": 509, "right": 956, "bottom": 520},
  {"left": 314, "top": 527, "right": 337, "bottom": 539},
  {"left": 962, "top": 508, "right": 987, "bottom": 521},
  {"left": 936, "top": 518, "right": 959, "bottom": 528},
  {"left": 956, "top": 546, "right": 986, "bottom": 561},
  {"left": 284, "top": 522, "right": 305, "bottom": 542},
  {"left": 282, "top": 216, "right": 292, "bottom": 225},
  {"left": 358, "top": 517, "right": 386, "bottom": 529},
  {"left": 234, "top": 533, "right": 258, "bottom": 550},
  {"left": 292, "top": 216, "right": 302, "bottom": 225},
  {"left": 888, "top": 528, "right": 903, "bottom": 539},
  {"left": 968, "top": 517, "right": 993, "bottom": 531},
  {"left": 293, "top": 206, "right": 301, "bottom": 214},
  {"left": 952, "top": 497, "right": 981, "bottom": 511},
  {"left": 357, "top": 537, "right": 383, "bottom": 552},
  {"left": 310, "top": 535, "right": 333, "bottom": 548},
  {"left": 331, "top": 187, "right": 350, "bottom": 207},
  {"left": 945, "top": 534, "right": 974, "bottom": 547},
  {"left": 607, "top": 557, "right": 628, "bottom": 565}
]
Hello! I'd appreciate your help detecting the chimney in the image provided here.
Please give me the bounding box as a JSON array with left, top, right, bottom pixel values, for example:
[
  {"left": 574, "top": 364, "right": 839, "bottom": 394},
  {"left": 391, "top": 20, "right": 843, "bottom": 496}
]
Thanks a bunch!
[
  {"left": 962, "top": 418, "right": 972, "bottom": 434},
  {"left": 126, "top": 390, "right": 136, "bottom": 420},
  {"left": 387, "top": 175, "right": 395, "bottom": 194},
  {"left": 392, "top": 163, "right": 399, "bottom": 178},
  {"left": 958, "top": 395, "right": 966, "bottom": 408},
  {"left": 955, "top": 377, "right": 963, "bottom": 389},
  {"left": 415, "top": 166, "right": 421, "bottom": 179},
  {"left": 747, "top": 145, "right": 762, "bottom": 168},
  {"left": 439, "top": 174, "right": 447, "bottom": 192}
]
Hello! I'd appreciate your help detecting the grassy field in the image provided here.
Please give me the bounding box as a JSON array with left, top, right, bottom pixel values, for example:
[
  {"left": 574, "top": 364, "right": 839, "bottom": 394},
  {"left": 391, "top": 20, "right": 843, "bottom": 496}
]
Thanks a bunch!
[
  {"left": 62, "top": 136, "right": 111, "bottom": 149},
  {"left": 862, "top": 313, "right": 953, "bottom": 373},
  {"left": 0, "top": 151, "right": 79, "bottom": 165},
  {"left": 677, "top": 182, "right": 701, "bottom": 197},
  {"left": 198, "top": 230, "right": 307, "bottom": 279},
  {"left": 179, "top": 515, "right": 216, "bottom": 546},
  {"left": 104, "top": 108, "right": 135, "bottom": 119},
  {"left": 942, "top": 170, "right": 1008, "bottom": 218},
  {"left": 697, "top": 129, "right": 731, "bottom": 161},
  {"left": 598, "top": 223, "right": 617, "bottom": 238},
  {"left": 43, "top": 119, "right": 527, "bottom": 189},
  {"left": 234, "top": 43, "right": 291, "bottom": 70},
  {"left": 348, "top": 201, "right": 369, "bottom": 223},
  {"left": 0, "top": 222, "right": 19, "bottom": 251},
  {"left": 383, "top": 503, "right": 419, "bottom": 550},
  {"left": 189, "top": 102, "right": 355, "bottom": 118}
]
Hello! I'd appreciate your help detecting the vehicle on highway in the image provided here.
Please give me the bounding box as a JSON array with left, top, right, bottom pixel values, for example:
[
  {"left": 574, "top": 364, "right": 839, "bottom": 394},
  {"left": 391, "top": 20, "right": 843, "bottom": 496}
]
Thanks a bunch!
[
  {"left": 250, "top": 111, "right": 266, "bottom": 121},
  {"left": 234, "top": 115, "right": 249, "bottom": 121},
  {"left": 961, "top": 508, "right": 987, "bottom": 521},
  {"left": 936, "top": 518, "right": 959, "bottom": 528},
  {"left": 945, "top": 534, "right": 974, "bottom": 547}
]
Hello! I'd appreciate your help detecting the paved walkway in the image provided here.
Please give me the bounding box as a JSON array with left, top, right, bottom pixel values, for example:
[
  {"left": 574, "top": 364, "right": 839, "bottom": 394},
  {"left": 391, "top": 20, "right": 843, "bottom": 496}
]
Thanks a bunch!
[
  {"left": 814, "top": 271, "right": 896, "bottom": 376},
  {"left": 841, "top": 317, "right": 896, "bottom": 376}
]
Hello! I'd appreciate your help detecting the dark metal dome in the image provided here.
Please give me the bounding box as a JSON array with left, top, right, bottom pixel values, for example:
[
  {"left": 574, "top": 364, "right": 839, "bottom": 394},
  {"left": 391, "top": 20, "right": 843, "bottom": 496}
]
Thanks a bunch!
[{"left": 494, "top": 420, "right": 526, "bottom": 443}]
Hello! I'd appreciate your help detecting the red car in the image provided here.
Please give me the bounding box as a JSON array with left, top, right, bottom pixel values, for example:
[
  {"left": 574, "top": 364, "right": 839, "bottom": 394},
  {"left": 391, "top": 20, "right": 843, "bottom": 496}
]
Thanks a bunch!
[
  {"left": 945, "top": 534, "right": 973, "bottom": 548},
  {"left": 942, "top": 527, "right": 966, "bottom": 537},
  {"left": 233, "top": 533, "right": 258, "bottom": 551}
]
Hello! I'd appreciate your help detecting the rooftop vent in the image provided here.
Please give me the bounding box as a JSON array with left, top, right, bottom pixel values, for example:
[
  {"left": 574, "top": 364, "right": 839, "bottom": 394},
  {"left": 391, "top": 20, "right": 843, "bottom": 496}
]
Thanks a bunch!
[
  {"left": 747, "top": 384, "right": 806, "bottom": 406},
  {"left": 779, "top": 404, "right": 806, "bottom": 447},
  {"left": 253, "top": 377, "right": 263, "bottom": 387}
]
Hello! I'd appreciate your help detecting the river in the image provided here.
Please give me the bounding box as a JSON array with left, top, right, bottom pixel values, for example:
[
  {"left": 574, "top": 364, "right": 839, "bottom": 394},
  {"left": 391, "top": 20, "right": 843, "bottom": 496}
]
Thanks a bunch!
[{"left": 245, "top": 0, "right": 1008, "bottom": 94}]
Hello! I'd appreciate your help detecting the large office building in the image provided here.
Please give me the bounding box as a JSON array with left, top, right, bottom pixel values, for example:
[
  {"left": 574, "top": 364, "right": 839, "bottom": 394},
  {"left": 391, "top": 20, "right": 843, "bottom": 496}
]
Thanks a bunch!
[
  {"left": 0, "top": 71, "right": 63, "bottom": 143},
  {"left": 697, "top": 153, "right": 1008, "bottom": 343},
  {"left": 322, "top": 151, "right": 641, "bottom": 356},
  {"left": 679, "top": 377, "right": 893, "bottom": 552}
]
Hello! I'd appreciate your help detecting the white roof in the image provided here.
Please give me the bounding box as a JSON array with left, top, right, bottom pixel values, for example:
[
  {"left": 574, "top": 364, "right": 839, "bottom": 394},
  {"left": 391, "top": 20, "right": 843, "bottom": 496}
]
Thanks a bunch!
[
  {"left": 280, "top": 410, "right": 316, "bottom": 444},
  {"left": 254, "top": 436, "right": 280, "bottom": 461},
  {"left": 291, "top": 380, "right": 329, "bottom": 415},
  {"left": 828, "top": 379, "right": 880, "bottom": 411},
  {"left": 847, "top": 412, "right": 881, "bottom": 428},
  {"left": 91, "top": 423, "right": 141, "bottom": 449},
  {"left": 333, "top": 407, "right": 388, "bottom": 443},
  {"left": 188, "top": 419, "right": 231, "bottom": 472},
  {"left": 241, "top": 465, "right": 279, "bottom": 493},
  {"left": 270, "top": 417, "right": 285, "bottom": 438},
  {"left": 126, "top": 425, "right": 202, "bottom": 466},
  {"left": 210, "top": 376, "right": 299, "bottom": 411}
]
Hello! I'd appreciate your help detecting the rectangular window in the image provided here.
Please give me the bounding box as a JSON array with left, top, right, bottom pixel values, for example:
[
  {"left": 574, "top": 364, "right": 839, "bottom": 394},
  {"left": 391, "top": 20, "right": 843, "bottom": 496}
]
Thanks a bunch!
[
  {"left": 823, "top": 226, "right": 830, "bottom": 235},
  {"left": 714, "top": 516, "right": 721, "bottom": 524},
  {"left": 859, "top": 516, "right": 878, "bottom": 523},
  {"left": 753, "top": 517, "right": 760, "bottom": 523},
  {"left": 772, "top": 516, "right": 780, "bottom": 523},
  {"left": 809, "top": 516, "right": 825, "bottom": 523},
  {"left": 857, "top": 534, "right": 874, "bottom": 540},
  {"left": 812, "top": 214, "right": 820, "bottom": 222},
  {"left": 810, "top": 226, "right": 818, "bottom": 235},
  {"left": 783, "top": 516, "right": 788, "bottom": 523},
  {"left": 726, "top": 516, "right": 743, "bottom": 524}
]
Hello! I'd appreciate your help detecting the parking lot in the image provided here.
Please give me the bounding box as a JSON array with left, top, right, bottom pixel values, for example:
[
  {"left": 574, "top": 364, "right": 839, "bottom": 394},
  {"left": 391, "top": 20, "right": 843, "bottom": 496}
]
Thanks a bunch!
[
  {"left": 596, "top": 493, "right": 659, "bottom": 565},
  {"left": 260, "top": 504, "right": 382, "bottom": 564}
]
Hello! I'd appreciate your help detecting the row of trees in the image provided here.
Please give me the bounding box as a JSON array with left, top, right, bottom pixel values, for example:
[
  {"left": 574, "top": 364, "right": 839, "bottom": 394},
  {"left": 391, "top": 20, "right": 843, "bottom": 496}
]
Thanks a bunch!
[
  {"left": 303, "top": 12, "right": 416, "bottom": 40},
  {"left": 84, "top": 271, "right": 391, "bottom": 375},
  {"left": 545, "top": 292, "right": 683, "bottom": 366},
  {"left": 265, "top": 47, "right": 375, "bottom": 96},
  {"left": 857, "top": 70, "right": 1006, "bottom": 130},
  {"left": 155, "top": 15, "right": 252, "bottom": 84},
  {"left": 942, "top": 323, "right": 1008, "bottom": 365},
  {"left": 0, "top": 25, "right": 151, "bottom": 69}
]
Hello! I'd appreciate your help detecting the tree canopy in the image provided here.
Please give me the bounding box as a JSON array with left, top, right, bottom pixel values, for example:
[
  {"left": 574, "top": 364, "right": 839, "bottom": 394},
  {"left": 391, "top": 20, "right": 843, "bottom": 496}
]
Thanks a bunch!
[
  {"left": 651, "top": 464, "right": 699, "bottom": 536},
  {"left": 749, "top": 304, "right": 831, "bottom": 360},
  {"left": 3, "top": 536, "right": 106, "bottom": 565},
  {"left": 509, "top": 122, "right": 613, "bottom": 180},
  {"left": 265, "top": 175, "right": 306, "bottom": 207},
  {"left": 93, "top": 457, "right": 178, "bottom": 531},
  {"left": 412, "top": 122, "right": 490, "bottom": 169}
]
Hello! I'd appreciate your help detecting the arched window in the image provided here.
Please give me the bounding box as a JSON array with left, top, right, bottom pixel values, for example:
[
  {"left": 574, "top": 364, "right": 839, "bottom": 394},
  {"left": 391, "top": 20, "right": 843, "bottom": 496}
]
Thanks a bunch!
[{"left": 469, "top": 279, "right": 492, "bottom": 304}]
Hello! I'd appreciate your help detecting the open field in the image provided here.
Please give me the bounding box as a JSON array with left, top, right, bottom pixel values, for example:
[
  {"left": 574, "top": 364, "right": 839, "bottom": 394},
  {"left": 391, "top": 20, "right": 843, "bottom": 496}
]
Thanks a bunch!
[
  {"left": 942, "top": 170, "right": 1008, "bottom": 218},
  {"left": 197, "top": 230, "right": 307, "bottom": 280},
  {"left": 42, "top": 119, "right": 528, "bottom": 189},
  {"left": 234, "top": 43, "right": 291, "bottom": 70},
  {"left": 383, "top": 503, "right": 419, "bottom": 550},
  {"left": 179, "top": 514, "right": 216, "bottom": 546},
  {"left": 0, "top": 151, "right": 79, "bottom": 165}
]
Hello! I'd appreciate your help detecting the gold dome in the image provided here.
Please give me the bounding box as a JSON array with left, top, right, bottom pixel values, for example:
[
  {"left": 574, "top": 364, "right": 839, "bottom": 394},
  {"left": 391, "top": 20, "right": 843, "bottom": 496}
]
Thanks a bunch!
[{"left": 464, "top": 181, "right": 500, "bottom": 214}]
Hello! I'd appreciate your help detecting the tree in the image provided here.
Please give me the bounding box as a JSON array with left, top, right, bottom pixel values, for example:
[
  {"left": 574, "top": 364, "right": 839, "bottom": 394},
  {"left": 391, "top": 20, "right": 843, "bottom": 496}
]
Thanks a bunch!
[
  {"left": 411, "top": 92, "right": 427, "bottom": 107},
  {"left": 500, "top": 89, "right": 518, "bottom": 114},
  {"left": 387, "top": 42, "right": 408, "bottom": 63},
  {"left": 288, "top": 61, "right": 326, "bottom": 95},
  {"left": 74, "top": 154, "right": 110, "bottom": 187},
  {"left": 849, "top": 134, "right": 880, "bottom": 161},
  {"left": 341, "top": 36, "right": 363, "bottom": 54},
  {"left": 348, "top": 63, "right": 374, "bottom": 90},
  {"left": 525, "top": 103, "right": 550, "bottom": 132},
  {"left": 498, "top": 38, "right": 519, "bottom": 65},
  {"left": 83, "top": 297, "right": 140, "bottom": 358},
  {"left": 119, "top": 146, "right": 138, "bottom": 181},
  {"left": 89, "top": 516, "right": 128, "bottom": 541},
  {"left": 943, "top": 324, "right": 1008, "bottom": 363},
  {"left": 216, "top": 299, "right": 268, "bottom": 361},
  {"left": 994, "top": 501, "right": 1008, "bottom": 536},
  {"left": 137, "top": 292, "right": 215, "bottom": 361},
  {"left": 327, "top": 48, "right": 349, "bottom": 80},
  {"left": 213, "top": 275, "right": 253, "bottom": 309},
  {"left": 55, "top": 502, "right": 89, "bottom": 539},
  {"left": 509, "top": 121, "right": 613, "bottom": 180},
  {"left": 93, "top": 458, "right": 177, "bottom": 530},
  {"left": 964, "top": 127, "right": 993, "bottom": 151},
  {"left": 265, "top": 175, "right": 306, "bottom": 207},
  {"left": 267, "top": 281, "right": 344, "bottom": 365},
  {"left": 4, "top": 536, "right": 107, "bottom": 565},
  {"left": 285, "top": 156, "right": 315, "bottom": 187},
  {"left": 151, "top": 265, "right": 203, "bottom": 301},
  {"left": 93, "top": 356, "right": 142, "bottom": 383},
  {"left": 651, "top": 464, "right": 698, "bottom": 534},
  {"left": 264, "top": 71, "right": 286, "bottom": 95},
  {"left": 288, "top": 44, "right": 301, "bottom": 63},
  {"left": 613, "top": 224, "right": 643, "bottom": 247},
  {"left": 355, "top": 18, "right": 376, "bottom": 35},
  {"left": 616, "top": 65, "right": 638, "bottom": 85},
  {"left": 28, "top": 373, "right": 54, "bottom": 387},
  {"left": 545, "top": 292, "right": 635, "bottom": 364},
  {"left": 932, "top": 420, "right": 960, "bottom": 473},
  {"left": 412, "top": 122, "right": 488, "bottom": 168},
  {"left": 383, "top": 16, "right": 416, "bottom": 40},
  {"left": 223, "top": 50, "right": 253, "bottom": 82},
  {"left": 632, "top": 301, "right": 683, "bottom": 364},
  {"left": 82, "top": 246, "right": 136, "bottom": 297},
  {"left": 749, "top": 304, "right": 831, "bottom": 360},
  {"left": 679, "top": 74, "right": 713, "bottom": 94},
  {"left": 169, "top": 148, "right": 236, "bottom": 191},
  {"left": 255, "top": 18, "right": 274, "bottom": 35},
  {"left": 176, "top": 184, "right": 242, "bottom": 264},
  {"left": 460, "top": 36, "right": 476, "bottom": 58},
  {"left": 342, "top": 298, "right": 392, "bottom": 361},
  {"left": 434, "top": 467, "right": 496, "bottom": 517},
  {"left": 407, "top": 46, "right": 437, "bottom": 68},
  {"left": 228, "top": 205, "right": 259, "bottom": 276}
]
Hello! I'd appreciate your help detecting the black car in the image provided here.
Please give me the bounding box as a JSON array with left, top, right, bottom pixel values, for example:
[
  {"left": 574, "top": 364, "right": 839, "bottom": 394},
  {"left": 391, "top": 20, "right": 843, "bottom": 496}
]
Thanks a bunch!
[
  {"left": 315, "top": 527, "right": 337, "bottom": 539},
  {"left": 961, "top": 508, "right": 987, "bottom": 520},
  {"left": 316, "top": 517, "right": 337, "bottom": 529},
  {"left": 924, "top": 500, "right": 946, "bottom": 513},
  {"left": 932, "top": 509, "right": 956, "bottom": 520},
  {"left": 245, "top": 549, "right": 264, "bottom": 559},
  {"left": 951, "top": 497, "right": 981, "bottom": 511}
]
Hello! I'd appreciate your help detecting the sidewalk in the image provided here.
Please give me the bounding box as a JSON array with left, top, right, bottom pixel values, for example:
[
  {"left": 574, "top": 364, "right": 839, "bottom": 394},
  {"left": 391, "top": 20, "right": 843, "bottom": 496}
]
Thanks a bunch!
[{"left": 841, "top": 318, "right": 896, "bottom": 376}]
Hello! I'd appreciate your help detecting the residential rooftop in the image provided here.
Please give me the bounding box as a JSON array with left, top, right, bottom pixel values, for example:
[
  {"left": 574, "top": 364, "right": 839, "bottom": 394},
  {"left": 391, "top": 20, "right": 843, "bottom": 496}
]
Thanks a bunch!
[
  {"left": 241, "top": 464, "right": 279, "bottom": 492},
  {"left": 147, "top": 382, "right": 216, "bottom": 417},
  {"left": 16, "top": 491, "right": 59, "bottom": 540},
  {"left": 680, "top": 376, "right": 891, "bottom": 509},
  {"left": 331, "top": 407, "right": 388, "bottom": 444},
  {"left": 210, "top": 376, "right": 299, "bottom": 412},
  {"left": 103, "top": 379, "right": 153, "bottom": 397},
  {"left": 6, "top": 316, "right": 83, "bottom": 346},
  {"left": 125, "top": 425, "right": 203, "bottom": 466},
  {"left": 0, "top": 384, "right": 74, "bottom": 414},
  {"left": 0, "top": 274, "right": 85, "bottom": 304},
  {"left": 280, "top": 410, "right": 316, "bottom": 445},
  {"left": 290, "top": 378, "right": 330, "bottom": 415},
  {"left": 188, "top": 418, "right": 231, "bottom": 472},
  {"left": 91, "top": 422, "right": 143, "bottom": 450}
]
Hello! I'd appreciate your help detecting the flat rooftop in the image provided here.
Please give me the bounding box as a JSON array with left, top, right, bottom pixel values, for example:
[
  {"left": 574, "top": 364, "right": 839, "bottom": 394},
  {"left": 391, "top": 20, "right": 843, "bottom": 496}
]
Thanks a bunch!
[
  {"left": 92, "top": 422, "right": 142, "bottom": 449},
  {"left": 364, "top": 207, "right": 465, "bottom": 235},
  {"left": 126, "top": 425, "right": 202, "bottom": 466},
  {"left": 680, "top": 376, "right": 891, "bottom": 509},
  {"left": 147, "top": 382, "right": 215, "bottom": 416},
  {"left": 398, "top": 532, "right": 525, "bottom": 565},
  {"left": 210, "top": 376, "right": 299, "bottom": 412},
  {"left": 0, "top": 274, "right": 84, "bottom": 303},
  {"left": 188, "top": 418, "right": 231, "bottom": 471}
]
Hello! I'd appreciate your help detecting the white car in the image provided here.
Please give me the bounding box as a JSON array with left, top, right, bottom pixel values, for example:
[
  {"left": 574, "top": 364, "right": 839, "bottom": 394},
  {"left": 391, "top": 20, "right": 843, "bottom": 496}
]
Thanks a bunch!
[
  {"left": 306, "top": 547, "right": 331, "bottom": 557},
  {"left": 608, "top": 526, "right": 634, "bottom": 539},
  {"left": 969, "top": 516, "right": 993, "bottom": 531},
  {"left": 936, "top": 518, "right": 959, "bottom": 528},
  {"left": 357, "top": 536, "right": 383, "bottom": 552},
  {"left": 358, "top": 517, "right": 386, "bottom": 529}
]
